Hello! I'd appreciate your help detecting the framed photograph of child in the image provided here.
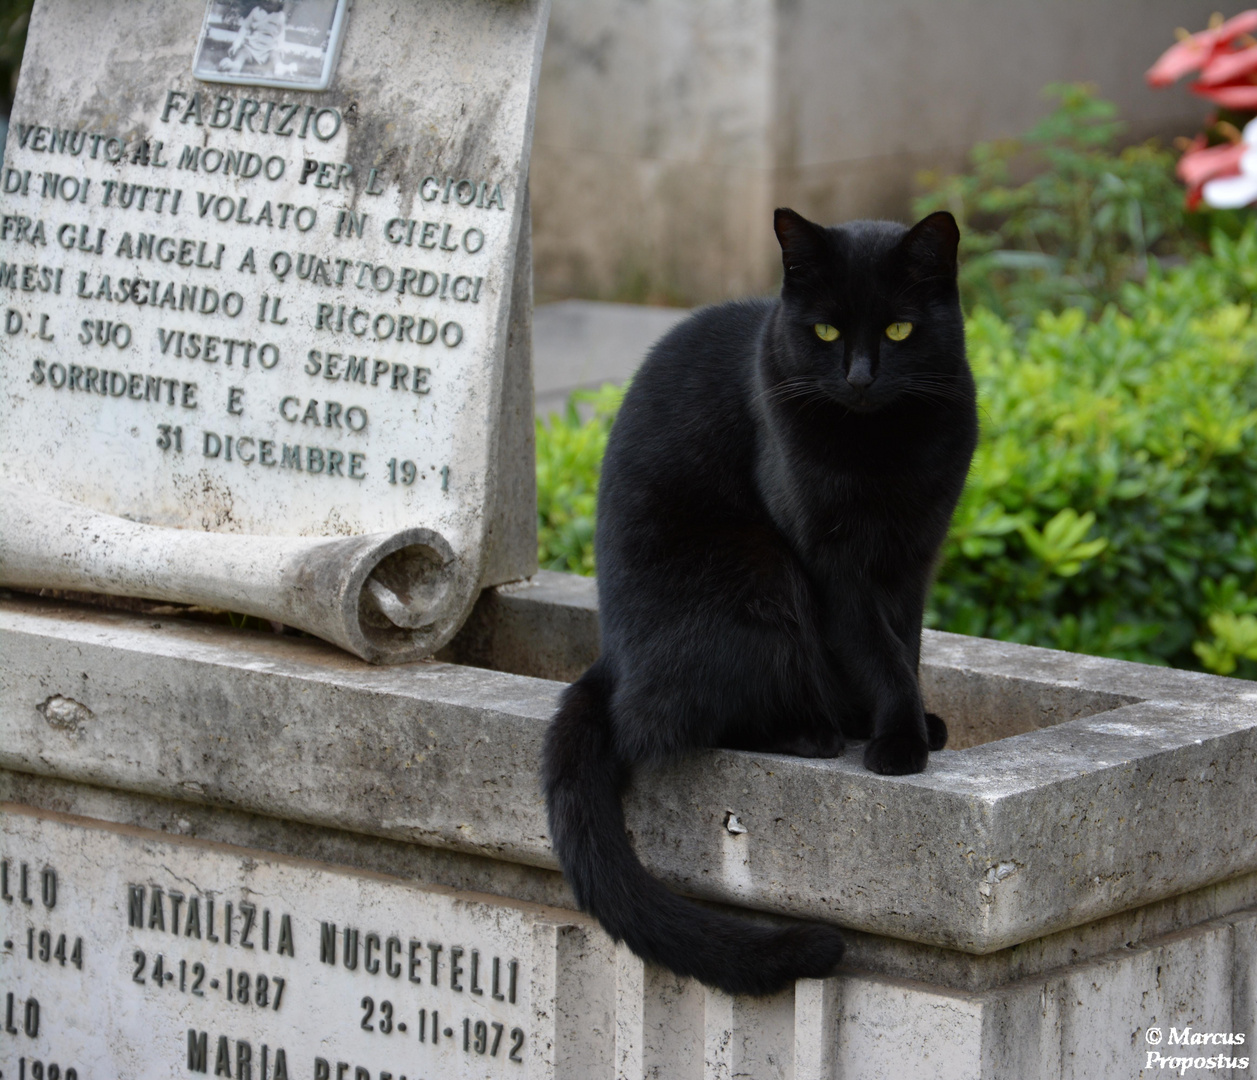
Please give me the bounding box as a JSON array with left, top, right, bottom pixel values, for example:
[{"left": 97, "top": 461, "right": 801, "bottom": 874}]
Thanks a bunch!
[{"left": 192, "top": 0, "right": 349, "bottom": 92}]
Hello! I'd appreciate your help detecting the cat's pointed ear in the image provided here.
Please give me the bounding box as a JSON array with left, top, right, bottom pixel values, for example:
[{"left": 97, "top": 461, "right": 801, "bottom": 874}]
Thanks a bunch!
[
  {"left": 900, "top": 211, "right": 960, "bottom": 280},
  {"left": 774, "top": 208, "right": 828, "bottom": 275}
]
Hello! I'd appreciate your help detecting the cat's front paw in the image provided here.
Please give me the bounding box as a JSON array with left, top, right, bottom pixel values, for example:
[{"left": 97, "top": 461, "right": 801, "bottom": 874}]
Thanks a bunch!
[
  {"left": 925, "top": 712, "right": 948, "bottom": 751},
  {"left": 863, "top": 733, "right": 930, "bottom": 775}
]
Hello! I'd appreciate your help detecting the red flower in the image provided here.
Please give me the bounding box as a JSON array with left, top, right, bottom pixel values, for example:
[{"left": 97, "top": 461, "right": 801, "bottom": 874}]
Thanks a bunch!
[
  {"left": 1190, "top": 82, "right": 1257, "bottom": 109},
  {"left": 1146, "top": 11, "right": 1257, "bottom": 86},
  {"left": 1176, "top": 139, "right": 1246, "bottom": 208},
  {"left": 1197, "top": 40, "right": 1257, "bottom": 84}
]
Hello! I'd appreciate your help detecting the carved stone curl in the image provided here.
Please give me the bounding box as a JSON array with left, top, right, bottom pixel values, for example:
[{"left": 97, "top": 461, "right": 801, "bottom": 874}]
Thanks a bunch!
[{"left": 0, "top": 483, "right": 461, "bottom": 663}]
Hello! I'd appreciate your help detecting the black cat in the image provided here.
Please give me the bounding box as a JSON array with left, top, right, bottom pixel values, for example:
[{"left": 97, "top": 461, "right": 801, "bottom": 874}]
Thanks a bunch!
[{"left": 541, "top": 208, "right": 978, "bottom": 996}]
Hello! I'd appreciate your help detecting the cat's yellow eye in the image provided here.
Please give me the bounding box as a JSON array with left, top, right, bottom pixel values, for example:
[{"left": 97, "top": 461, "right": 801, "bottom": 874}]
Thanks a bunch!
[
  {"left": 814, "top": 323, "right": 840, "bottom": 342},
  {"left": 885, "top": 321, "right": 913, "bottom": 341}
]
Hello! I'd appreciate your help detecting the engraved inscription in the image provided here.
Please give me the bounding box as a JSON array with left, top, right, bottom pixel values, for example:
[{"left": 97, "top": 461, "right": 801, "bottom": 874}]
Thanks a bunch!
[
  {"left": 1, "top": 809, "right": 552, "bottom": 1079},
  {"left": 0, "top": 78, "right": 517, "bottom": 536}
]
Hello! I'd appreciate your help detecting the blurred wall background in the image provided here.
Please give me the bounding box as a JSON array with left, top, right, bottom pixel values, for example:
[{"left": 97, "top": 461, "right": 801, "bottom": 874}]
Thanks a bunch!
[
  {"left": 529, "top": 0, "right": 1227, "bottom": 306},
  {"left": 0, "top": 1, "right": 1228, "bottom": 307}
]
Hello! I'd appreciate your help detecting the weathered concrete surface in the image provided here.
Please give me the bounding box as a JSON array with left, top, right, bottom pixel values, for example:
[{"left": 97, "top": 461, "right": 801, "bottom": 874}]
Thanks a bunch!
[
  {"left": 830, "top": 910, "right": 1257, "bottom": 1079},
  {"left": 484, "top": 195, "right": 541, "bottom": 588},
  {"left": 4, "top": 790, "right": 1250, "bottom": 1078},
  {"left": 3, "top": 575, "right": 1255, "bottom": 1075},
  {"left": 440, "top": 570, "right": 601, "bottom": 679},
  {"left": 4, "top": 585, "right": 1256, "bottom": 955}
]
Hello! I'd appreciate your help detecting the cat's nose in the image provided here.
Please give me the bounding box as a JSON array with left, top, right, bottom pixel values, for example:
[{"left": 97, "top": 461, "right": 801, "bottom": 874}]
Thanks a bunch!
[{"left": 846, "top": 354, "right": 875, "bottom": 389}]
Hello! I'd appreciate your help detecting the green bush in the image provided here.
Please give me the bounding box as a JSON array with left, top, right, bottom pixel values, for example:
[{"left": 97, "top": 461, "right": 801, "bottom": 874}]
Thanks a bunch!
[
  {"left": 535, "top": 383, "right": 624, "bottom": 574},
  {"left": 914, "top": 83, "right": 1217, "bottom": 324},
  {"left": 935, "top": 262, "right": 1257, "bottom": 677},
  {"left": 536, "top": 228, "right": 1257, "bottom": 679}
]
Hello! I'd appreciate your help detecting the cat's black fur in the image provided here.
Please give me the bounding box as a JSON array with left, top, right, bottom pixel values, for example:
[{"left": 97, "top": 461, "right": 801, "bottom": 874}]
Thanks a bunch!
[{"left": 541, "top": 208, "right": 978, "bottom": 996}]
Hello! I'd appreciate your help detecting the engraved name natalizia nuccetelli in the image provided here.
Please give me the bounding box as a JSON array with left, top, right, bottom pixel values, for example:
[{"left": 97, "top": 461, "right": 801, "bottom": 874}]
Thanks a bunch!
[{"left": 126, "top": 877, "right": 533, "bottom": 1074}]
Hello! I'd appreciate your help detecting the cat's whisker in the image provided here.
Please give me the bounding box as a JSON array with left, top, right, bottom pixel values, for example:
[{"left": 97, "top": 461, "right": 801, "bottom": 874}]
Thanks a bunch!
[
  {"left": 758, "top": 379, "right": 832, "bottom": 409},
  {"left": 903, "top": 381, "right": 970, "bottom": 397},
  {"left": 895, "top": 374, "right": 974, "bottom": 404},
  {"left": 891, "top": 383, "right": 974, "bottom": 409}
]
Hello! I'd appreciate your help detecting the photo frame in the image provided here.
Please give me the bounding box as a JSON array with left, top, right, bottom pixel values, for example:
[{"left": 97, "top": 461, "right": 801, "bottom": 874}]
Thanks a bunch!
[{"left": 192, "top": 0, "right": 350, "bottom": 92}]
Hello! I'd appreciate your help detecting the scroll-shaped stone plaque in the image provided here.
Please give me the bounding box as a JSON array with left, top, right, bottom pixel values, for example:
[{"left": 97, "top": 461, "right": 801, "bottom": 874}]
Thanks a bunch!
[
  {"left": 0, "top": 0, "right": 546, "bottom": 662},
  {"left": 0, "top": 804, "right": 598, "bottom": 1080}
]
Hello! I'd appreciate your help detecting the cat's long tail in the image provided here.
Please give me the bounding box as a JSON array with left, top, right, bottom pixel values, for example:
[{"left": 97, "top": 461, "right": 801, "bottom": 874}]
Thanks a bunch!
[{"left": 541, "top": 659, "right": 846, "bottom": 997}]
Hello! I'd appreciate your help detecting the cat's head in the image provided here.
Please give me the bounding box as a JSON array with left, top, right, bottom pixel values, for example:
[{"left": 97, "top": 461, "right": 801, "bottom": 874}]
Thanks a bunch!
[{"left": 767, "top": 208, "right": 966, "bottom": 414}]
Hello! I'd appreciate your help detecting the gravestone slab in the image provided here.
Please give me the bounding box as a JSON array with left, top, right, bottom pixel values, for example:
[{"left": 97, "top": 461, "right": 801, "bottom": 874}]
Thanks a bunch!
[
  {"left": 0, "top": 0, "right": 547, "bottom": 661},
  {"left": 0, "top": 803, "right": 604, "bottom": 1080}
]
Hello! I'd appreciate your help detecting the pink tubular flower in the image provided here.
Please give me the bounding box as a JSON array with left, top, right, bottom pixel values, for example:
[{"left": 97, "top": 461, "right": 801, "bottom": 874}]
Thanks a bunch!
[
  {"left": 1146, "top": 11, "right": 1257, "bottom": 86},
  {"left": 1201, "top": 117, "right": 1257, "bottom": 207},
  {"left": 1190, "top": 82, "right": 1257, "bottom": 108},
  {"left": 1197, "top": 41, "right": 1257, "bottom": 84},
  {"left": 1177, "top": 139, "right": 1246, "bottom": 208}
]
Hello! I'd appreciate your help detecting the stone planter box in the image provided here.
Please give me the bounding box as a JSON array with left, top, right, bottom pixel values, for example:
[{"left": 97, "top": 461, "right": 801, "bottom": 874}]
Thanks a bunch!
[{"left": 2, "top": 573, "right": 1255, "bottom": 1078}]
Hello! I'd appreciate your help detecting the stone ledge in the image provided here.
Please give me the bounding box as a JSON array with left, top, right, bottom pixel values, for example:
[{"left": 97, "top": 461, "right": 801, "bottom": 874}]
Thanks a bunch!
[
  {"left": 2, "top": 583, "right": 1256, "bottom": 954},
  {"left": 444, "top": 572, "right": 1243, "bottom": 735},
  {"left": 6, "top": 768, "right": 1257, "bottom": 997}
]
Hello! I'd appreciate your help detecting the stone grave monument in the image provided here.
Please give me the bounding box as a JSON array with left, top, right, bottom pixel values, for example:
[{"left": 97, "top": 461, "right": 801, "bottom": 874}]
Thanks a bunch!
[
  {"left": 3, "top": 2, "right": 1257, "bottom": 1079},
  {"left": 0, "top": 0, "right": 542, "bottom": 663}
]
